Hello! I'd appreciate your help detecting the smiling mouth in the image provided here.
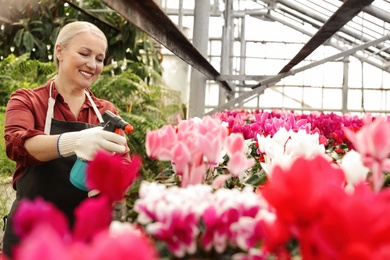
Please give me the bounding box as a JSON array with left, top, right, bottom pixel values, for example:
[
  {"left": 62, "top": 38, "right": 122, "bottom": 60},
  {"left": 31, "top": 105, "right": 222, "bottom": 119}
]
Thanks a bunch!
[{"left": 80, "top": 70, "right": 93, "bottom": 77}]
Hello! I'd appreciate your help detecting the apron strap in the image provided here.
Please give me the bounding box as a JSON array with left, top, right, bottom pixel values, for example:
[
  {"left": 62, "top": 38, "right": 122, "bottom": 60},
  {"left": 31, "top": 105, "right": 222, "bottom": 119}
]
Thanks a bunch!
[
  {"left": 44, "top": 82, "right": 104, "bottom": 135},
  {"left": 44, "top": 81, "right": 55, "bottom": 135},
  {"left": 85, "top": 91, "right": 104, "bottom": 124}
]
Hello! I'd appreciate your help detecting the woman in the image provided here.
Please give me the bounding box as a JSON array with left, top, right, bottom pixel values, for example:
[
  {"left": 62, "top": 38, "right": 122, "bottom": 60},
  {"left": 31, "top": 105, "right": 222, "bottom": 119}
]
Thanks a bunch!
[{"left": 2, "top": 21, "right": 130, "bottom": 258}]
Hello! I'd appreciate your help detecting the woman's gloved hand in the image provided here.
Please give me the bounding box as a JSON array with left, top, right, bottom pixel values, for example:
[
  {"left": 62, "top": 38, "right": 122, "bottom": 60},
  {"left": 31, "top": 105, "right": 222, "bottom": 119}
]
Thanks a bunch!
[{"left": 57, "top": 126, "right": 126, "bottom": 161}]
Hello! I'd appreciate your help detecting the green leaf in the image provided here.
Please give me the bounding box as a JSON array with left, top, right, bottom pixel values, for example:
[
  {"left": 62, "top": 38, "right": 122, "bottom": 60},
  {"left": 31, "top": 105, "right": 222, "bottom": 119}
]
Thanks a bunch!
[
  {"left": 14, "top": 29, "right": 24, "bottom": 47},
  {"left": 23, "top": 31, "right": 34, "bottom": 51}
]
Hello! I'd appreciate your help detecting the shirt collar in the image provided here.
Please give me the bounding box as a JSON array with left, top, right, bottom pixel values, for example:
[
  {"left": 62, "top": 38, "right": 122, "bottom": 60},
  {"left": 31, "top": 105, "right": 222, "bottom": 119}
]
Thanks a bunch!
[{"left": 45, "top": 79, "right": 103, "bottom": 108}]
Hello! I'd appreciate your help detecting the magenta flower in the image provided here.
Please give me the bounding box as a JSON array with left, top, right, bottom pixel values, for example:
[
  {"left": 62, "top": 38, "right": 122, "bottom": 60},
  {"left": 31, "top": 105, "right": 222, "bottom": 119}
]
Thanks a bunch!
[
  {"left": 14, "top": 224, "right": 69, "bottom": 260},
  {"left": 86, "top": 151, "right": 141, "bottom": 202},
  {"left": 201, "top": 187, "right": 264, "bottom": 253},
  {"left": 135, "top": 183, "right": 213, "bottom": 257},
  {"left": 202, "top": 205, "right": 240, "bottom": 253},
  {"left": 13, "top": 196, "right": 159, "bottom": 260},
  {"left": 72, "top": 196, "right": 112, "bottom": 242},
  {"left": 13, "top": 198, "right": 70, "bottom": 240}
]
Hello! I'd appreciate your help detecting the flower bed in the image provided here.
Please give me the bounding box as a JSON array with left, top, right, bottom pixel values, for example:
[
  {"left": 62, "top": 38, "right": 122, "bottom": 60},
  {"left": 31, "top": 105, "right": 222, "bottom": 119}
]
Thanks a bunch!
[{"left": 3, "top": 110, "right": 390, "bottom": 260}]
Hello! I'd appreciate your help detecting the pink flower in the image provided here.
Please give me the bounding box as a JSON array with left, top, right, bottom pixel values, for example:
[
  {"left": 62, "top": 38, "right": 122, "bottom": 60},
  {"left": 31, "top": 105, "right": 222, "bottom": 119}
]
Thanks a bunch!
[
  {"left": 344, "top": 116, "right": 390, "bottom": 191},
  {"left": 152, "top": 210, "right": 199, "bottom": 257},
  {"left": 202, "top": 206, "right": 240, "bottom": 253},
  {"left": 72, "top": 196, "right": 112, "bottom": 242},
  {"left": 171, "top": 142, "right": 191, "bottom": 176},
  {"left": 212, "top": 174, "right": 231, "bottom": 189},
  {"left": 201, "top": 188, "right": 263, "bottom": 253},
  {"left": 13, "top": 224, "right": 69, "bottom": 260},
  {"left": 227, "top": 153, "right": 255, "bottom": 178},
  {"left": 13, "top": 198, "right": 69, "bottom": 240},
  {"left": 225, "top": 133, "right": 246, "bottom": 158},
  {"left": 88, "top": 229, "right": 159, "bottom": 260},
  {"left": 199, "top": 133, "right": 225, "bottom": 165},
  {"left": 181, "top": 163, "right": 207, "bottom": 188},
  {"left": 86, "top": 151, "right": 141, "bottom": 202},
  {"left": 145, "top": 125, "right": 177, "bottom": 160}
]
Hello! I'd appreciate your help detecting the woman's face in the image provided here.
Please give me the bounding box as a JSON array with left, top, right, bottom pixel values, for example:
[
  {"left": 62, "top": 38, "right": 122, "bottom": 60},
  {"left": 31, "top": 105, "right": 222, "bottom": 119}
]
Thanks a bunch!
[{"left": 56, "top": 31, "right": 107, "bottom": 89}]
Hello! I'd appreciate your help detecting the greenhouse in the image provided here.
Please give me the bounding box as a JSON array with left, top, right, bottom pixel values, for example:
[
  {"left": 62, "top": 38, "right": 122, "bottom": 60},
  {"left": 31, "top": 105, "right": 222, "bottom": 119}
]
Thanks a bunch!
[
  {"left": 153, "top": 0, "right": 390, "bottom": 116},
  {"left": 1, "top": 0, "right": 390, "bottom": 259}
]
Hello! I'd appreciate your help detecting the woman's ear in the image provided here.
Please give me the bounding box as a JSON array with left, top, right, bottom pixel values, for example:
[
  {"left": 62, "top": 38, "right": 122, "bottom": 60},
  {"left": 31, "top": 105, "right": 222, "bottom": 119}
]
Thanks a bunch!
[{"left": 56, "top": 44, "right": 63, "bottom": 62}]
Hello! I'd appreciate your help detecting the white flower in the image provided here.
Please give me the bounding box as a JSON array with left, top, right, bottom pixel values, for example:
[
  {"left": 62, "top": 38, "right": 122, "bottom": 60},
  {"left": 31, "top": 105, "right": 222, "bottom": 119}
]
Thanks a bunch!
[
  {"left": 109, "top": 221, "right": 141, "bottom": 236},
  {"left": 341, "top": 150, "right": 370, "bottom": 187},
  {"left": 258, "top": 128, "right": 325, "bottom": 175}
]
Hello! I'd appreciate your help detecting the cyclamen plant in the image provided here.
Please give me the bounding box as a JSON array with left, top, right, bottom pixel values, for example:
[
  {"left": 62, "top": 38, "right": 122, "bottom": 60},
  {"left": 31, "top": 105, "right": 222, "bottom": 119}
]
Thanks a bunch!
[
  {"left": 139, "top": 110, "right": 390, "bottom": 259},
  {"left": 6, "top": 110, "right": 390, "bottom": 260},
  {"left": 3, "top": 152, "right": 159, "bottom": 260},
  {"left": 134, "top": 182, "right": 272, "bottom": 259},
  {"left": 145, "top": 115, "right": 255, "bottom": 188}
]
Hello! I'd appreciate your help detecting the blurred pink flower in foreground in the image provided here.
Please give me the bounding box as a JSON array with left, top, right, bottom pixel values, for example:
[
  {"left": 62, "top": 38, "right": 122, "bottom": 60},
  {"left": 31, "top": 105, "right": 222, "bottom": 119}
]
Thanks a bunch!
[
  {"left": 72, "top": 196, "right": 112, "bottom": 242},
  {"left": 344, "top": 116, "right": 390, "bottom": 191},
  {"left": 11, "top": 151, "right": 157, "bottom": 260},
  {"left": 13, "top": 197, "right": 70, "bottom": 241}
]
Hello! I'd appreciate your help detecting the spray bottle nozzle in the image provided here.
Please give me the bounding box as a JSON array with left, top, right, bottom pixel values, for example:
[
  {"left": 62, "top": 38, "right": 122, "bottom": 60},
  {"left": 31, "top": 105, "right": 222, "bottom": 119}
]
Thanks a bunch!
[
  {"left": 102, "top": 110, "right": 134, "bottom": 134},
  {"left": 70, "top": 111, "right": 134, "bottom": 191}
]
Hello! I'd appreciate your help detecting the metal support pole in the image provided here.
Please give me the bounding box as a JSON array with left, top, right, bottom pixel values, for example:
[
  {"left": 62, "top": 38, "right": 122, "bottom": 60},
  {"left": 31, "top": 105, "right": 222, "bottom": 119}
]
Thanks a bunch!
[
  {"left": 188, "top": 0, "right": 210, "bottom": 117},
  {"left": 219, "top": 0, "right": 233, "bottom": 106},
  {"left": 342, "top": 57, "right": 349, "bottom": 114},
  {"left": 239, "top": 16, "right": 247, "bottom": 108}
]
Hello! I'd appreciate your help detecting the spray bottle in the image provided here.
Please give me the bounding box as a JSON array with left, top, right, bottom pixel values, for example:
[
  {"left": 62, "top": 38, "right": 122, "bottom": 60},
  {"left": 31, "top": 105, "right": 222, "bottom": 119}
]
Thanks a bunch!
[{"left": 69, "top": 111, "right": 134, "bottom": 191}]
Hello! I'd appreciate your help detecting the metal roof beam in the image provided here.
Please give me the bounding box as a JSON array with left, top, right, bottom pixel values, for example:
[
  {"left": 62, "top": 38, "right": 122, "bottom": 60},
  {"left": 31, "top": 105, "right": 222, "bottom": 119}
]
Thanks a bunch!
[
  {"left": 275, "top": 0, "right": 390, "bottom": 59},
  {"left": 207, "top": 34, "right": 390, "bottom": 114},
  {"left": 268, "top": 14, "right": 389, "bottom": 72},
  {"left": 277, "top": 0, "right": 375, "bottom": 74},
  {"left": 100, "top": 0, "right": 232, "bottom": 92}
]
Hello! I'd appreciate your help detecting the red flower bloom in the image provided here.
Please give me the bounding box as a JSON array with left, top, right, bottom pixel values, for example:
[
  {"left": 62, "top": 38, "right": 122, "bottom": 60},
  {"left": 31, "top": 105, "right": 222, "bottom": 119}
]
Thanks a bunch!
[
  {"left": 261, "top": 155, "right": 345, "bottom": 228},
  {"left": 260, "top": 155, "right": 346, "bottom": 258},
  {"left": 310, "top": 184, "right": 390, "bottom": 259},
  {"left": 86, "top": 151, "right": 141, "bottom": 202}
]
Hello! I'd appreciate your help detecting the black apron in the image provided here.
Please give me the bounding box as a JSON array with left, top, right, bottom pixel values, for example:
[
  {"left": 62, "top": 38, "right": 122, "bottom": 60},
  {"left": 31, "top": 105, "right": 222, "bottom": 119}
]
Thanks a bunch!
[{"left": 2, "top": 118, "right": 96, "bottom": 258}]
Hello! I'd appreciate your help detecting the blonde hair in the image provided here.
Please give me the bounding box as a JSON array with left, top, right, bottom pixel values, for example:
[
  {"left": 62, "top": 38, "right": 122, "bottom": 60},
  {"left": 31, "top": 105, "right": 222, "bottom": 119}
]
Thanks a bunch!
[{"left": 53, "top": 21, "right": 108, "bottom": 71}]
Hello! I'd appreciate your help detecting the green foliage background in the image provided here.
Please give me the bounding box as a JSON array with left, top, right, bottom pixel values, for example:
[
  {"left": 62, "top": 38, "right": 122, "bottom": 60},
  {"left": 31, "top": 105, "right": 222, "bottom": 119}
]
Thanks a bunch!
[{"left": 0, "top": 0, "right": 186, "bottom": 226}]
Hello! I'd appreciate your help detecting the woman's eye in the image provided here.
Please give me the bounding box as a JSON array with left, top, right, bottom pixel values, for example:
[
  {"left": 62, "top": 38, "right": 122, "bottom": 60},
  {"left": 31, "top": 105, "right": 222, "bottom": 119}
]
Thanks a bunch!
[
  {"left": 96, "top": 58, "right": 103, "bottom": 63},
  {"left": 79, "top": 53, "right": 88, "bottom": 57}
]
